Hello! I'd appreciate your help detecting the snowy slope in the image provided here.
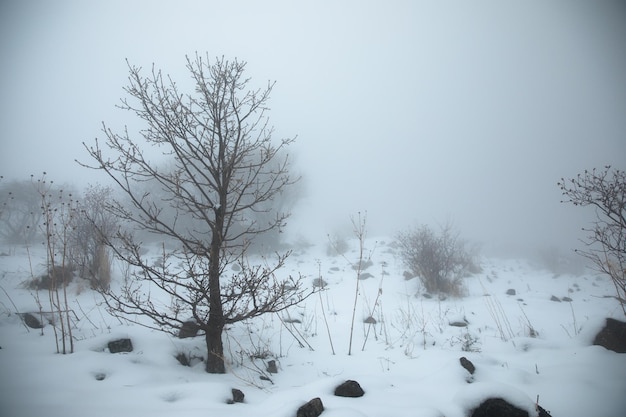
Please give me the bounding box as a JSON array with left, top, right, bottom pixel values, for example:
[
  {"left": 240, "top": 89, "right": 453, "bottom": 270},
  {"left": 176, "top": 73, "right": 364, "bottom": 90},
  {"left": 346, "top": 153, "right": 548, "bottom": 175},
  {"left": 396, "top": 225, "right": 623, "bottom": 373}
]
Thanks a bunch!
[{"left": 1, "top": 237, "right": 625, "bottom": 417}]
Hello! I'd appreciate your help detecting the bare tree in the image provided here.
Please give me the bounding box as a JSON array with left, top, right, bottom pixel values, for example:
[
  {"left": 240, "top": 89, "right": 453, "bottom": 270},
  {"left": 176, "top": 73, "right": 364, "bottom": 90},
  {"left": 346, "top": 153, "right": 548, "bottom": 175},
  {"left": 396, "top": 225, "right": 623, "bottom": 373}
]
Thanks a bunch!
[
  {"left": 79, "top": 54, "right": 308, "bottom": 373},
  {"left": 69, "top": 184, "right": 118, "bottom": 290},
  {"left": 0, "top": 177, "right": 45, "bottom": 244},
  {"left": 558, "top": 166, "right": 626, "bottom": 315}
]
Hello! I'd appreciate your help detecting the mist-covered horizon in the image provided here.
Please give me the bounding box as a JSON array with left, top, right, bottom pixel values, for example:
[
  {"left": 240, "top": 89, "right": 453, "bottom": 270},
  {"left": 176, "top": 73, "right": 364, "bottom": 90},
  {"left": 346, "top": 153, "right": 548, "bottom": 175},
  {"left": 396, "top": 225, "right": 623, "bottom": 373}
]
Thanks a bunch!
[{"left": 1, "top": 1, "right": 625, "bottom": 256}]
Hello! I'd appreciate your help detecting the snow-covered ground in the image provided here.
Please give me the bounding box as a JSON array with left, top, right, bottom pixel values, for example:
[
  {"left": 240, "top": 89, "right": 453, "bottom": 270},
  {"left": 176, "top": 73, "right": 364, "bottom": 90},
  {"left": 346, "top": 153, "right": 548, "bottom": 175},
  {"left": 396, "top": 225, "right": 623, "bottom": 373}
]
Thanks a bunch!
[{"left": 1, "top": 237, "right": 625, "bottom": 417}]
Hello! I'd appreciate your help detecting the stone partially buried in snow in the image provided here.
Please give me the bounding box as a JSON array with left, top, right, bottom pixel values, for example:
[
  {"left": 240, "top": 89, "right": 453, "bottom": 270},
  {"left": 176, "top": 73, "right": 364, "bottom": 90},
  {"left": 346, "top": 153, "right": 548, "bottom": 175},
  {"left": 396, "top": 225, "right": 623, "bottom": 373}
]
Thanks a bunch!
[
  {"left": 460, "top": 356, "right": 476, "bottom": 375},
  {"left": 21, "top": 312, "right": 44, "bottom": 329},
  {"left": 228, "top": 388, "right": 244, "bottom": 404},
  {"left": 297, "top": 397, "right": 324, "bottom": 417},
  {"left": 593, "top": 318, "right": 626, "bottom": 353},
  {"left": 107, "top": 338, "right": 133, "bottom": 353},
  {"left": 334, "top": 380, "right": 365, "bottom": 397},
  {"left": 470, "top": 398, "right": 553, "bottom": 417},
  {"left": 178, "top": 320, "right": 200, "bottom": 338}
]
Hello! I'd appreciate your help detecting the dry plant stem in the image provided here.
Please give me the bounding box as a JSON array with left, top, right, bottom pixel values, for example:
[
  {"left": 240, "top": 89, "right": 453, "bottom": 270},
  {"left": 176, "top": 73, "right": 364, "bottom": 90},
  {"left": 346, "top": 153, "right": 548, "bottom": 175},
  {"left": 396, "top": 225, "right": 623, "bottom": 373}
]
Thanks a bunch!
[
  {"left": 37, "top": 175, "right": 76, "bottom": 354},
  {"left": 348, "top": 212, "right": 367, "bottom": 355},
  {"left": 276, "top": 312, "right": 312, "bottom": 350},
  {"left": 362, "top": 267, "right": 384, "bottom": 351},
  {"left": 0, "top": 284, "right": 30, "bottom": 332},
  {"left": 26, "top": 246, "right": 44, "bottom": 334},
  {"left": 316, "top": 261, "right": 335, "bottom": 355}
]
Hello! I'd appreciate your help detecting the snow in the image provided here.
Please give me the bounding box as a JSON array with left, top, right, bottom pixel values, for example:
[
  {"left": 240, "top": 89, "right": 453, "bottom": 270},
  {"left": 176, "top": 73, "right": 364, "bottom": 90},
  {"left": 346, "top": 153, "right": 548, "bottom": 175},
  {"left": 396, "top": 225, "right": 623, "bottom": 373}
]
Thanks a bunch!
[{"left": 1, "top": 238, "right": 625, "bottom": 417}]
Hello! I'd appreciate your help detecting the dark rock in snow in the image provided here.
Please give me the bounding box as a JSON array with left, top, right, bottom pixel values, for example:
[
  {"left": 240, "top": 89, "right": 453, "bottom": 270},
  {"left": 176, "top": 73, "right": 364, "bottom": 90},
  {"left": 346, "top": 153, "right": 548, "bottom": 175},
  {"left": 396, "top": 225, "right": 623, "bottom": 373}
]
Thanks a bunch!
[
  {"left": 334, "top": 380, "right": 365, "bottom": 397},
  {"left": 506, "top": 289, "right": 516, "bottom": 296},
  {"left": 363, "top": 316, "right": 377, "bottom": 324},
  {"left": 538, "top": 405, "right": 552, "bottom": 417},
  {"left": 21, "top": 312, "right": 44, "bottom": 329},
  {"left": 94, "top": 373, "right": 106, "bottom": 381},
  {"left": 266, "top": 359, "right": 278, "bottom": 374},
  {"left": 449, "top": 320, "right": 468, "bottom": 328},
  {"left": 470, "top": 398, "right": 529, "bottom": 417},
  {"left": 178, "top": 320, "right": 200, "bottom": 338},
  {"left": 561, "top": 296, "right": 573, "bottom": 302},
  {"left": 550, "top": 295, "right": 561, "bottom": 302},
  {"left": 297, "top": 397, "right": 324, "bottom": 417},
  {"left": 230, "top": 388, "right": 245, "bottom": 403},
  {"left": 422, "top": 293, "right": 433, "bottom": 299},
  {"left": 107, "top": 338, "right": 133, "bottom": 353},
  {"left": 459, "top": 356, "right": 475, "bottom": 375},
  {"left": 593, "top": 318, "right": 626, "bottom": 353}
]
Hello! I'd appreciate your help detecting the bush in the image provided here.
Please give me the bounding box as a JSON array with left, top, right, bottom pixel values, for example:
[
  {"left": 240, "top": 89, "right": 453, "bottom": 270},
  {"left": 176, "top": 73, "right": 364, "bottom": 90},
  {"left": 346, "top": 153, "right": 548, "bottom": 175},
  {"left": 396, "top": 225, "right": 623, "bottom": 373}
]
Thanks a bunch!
[
  {"left": 68, "top": 184, "right": 117, "bottom": 290},
  {"left": 397, "top": 223, "right": 478, "bottom": 296}
]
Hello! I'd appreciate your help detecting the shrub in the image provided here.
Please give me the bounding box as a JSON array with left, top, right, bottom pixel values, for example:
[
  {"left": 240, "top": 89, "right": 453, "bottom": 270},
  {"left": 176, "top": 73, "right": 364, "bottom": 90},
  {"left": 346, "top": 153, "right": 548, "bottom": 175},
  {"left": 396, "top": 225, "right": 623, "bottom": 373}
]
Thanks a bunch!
[{"left": 396, "top": 223, "right": 478, "bottom": 296}]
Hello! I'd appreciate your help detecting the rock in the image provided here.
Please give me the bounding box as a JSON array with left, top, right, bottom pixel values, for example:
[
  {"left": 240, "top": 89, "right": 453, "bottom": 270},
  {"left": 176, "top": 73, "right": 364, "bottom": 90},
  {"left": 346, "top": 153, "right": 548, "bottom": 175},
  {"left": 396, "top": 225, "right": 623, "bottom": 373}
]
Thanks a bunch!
[
  {"left": 266, "top": 359, "right": 278, "bottom": 374},
  {"left": 334, "top": 379, "right": 365, "bottom": 397},
  {"left": 538, "top": 405, "right": 552, "bottom": 417},
  {"left": 352, "top": 259, "right": 373, "bottom": 270},
  {"left": 403, "top": 270, "right": 415, "bottom": 280},
  {"left": 21, "top": 312, "right": 44, "bottom": 329},
  {"left": 562, "top": 296, "right": 573, "bottom": 302},
  {"left": 550, "top": 295, "right": 561, "bottom": 302},
  {"left": 297, "top": 397, "right": 324, "bottom": 417},
  {"left": 506, "top": 289, "right": 516, "bottom": 296},
  {"left": 363, "top": 316, "right": 377, "bottom": 324},
  {"left": 459, "top": 356, "right": 475, "bottom": 375},
  {"left": 470, "top": 398, "right": 529, "bottom": 417},
  {"left": 357, "top": 272, "right": 374, "bottom": 280},
  {"left": 593, "top": 318, "right": 626, "bottom": 353},
  {"left": 312, "top": 278, "right": 328, "bottom": 288},
  {"left": 422, "top": 293, "right": 433, "bottom": 299},
  {"left": 449, "top": 320, "right": 468, "bottom": 328},
  {"left": 175, "top": 352, "right": 190, "bottom": 366},
  {"left": 178, "top": 320, "right": 200, "bottom": 338},
  {"left": 230, "top": 388, "right": 245, "bottom": 403},
  {"left": 107, "top": 338, "right": 133, "bottom": 353},
  {"left": 94, "top": 373, "right": 106, "bottom": 381}
]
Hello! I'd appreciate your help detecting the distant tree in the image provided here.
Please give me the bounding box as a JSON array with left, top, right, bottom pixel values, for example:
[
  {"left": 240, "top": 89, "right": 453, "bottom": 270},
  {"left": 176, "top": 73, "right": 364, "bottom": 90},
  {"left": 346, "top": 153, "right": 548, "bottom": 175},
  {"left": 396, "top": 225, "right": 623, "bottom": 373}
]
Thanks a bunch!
[
  {"left": 397, "top": 222, "right": 478, "bottom": 296},
  {"left": 80, "top": 54, "right": 309, "bottom": 373},
  {"left": 558, "top": 166, "right": 626, "bottom": 315},
  {"left": 69, "top": 184, "right": 118, "bottom": 290},
  {"left": 0, "top": 177, "right": 44, "bottom": 244}
]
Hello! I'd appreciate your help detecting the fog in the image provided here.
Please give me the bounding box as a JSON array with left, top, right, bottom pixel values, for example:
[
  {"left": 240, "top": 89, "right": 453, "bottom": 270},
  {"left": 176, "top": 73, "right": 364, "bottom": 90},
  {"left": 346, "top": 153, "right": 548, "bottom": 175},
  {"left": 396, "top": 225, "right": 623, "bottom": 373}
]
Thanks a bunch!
[{"left": 1, "top": 0, "right": 625, "bottom": 256}]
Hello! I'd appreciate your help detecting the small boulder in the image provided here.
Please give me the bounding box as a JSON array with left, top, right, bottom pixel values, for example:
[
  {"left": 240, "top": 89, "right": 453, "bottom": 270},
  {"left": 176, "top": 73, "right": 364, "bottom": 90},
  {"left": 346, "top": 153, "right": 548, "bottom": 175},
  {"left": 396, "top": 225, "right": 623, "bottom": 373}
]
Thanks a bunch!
[
  {"left": 363, "top": 316, "right": 377, "bottom": 324},
  {"left": 266, "top": 359, "right": 278, "bottom": 374},
  {"left": 470, "top": 398, "right": 528, "bottom": 417},
  {"left": 178, "top": 320, "right": 200, "bottom": 338},
  {"left": 108, "top": 338, "right": 133, "bottom": 353},
  {"left": 593, "top": 318, "right": 626, "bottom": 353},
  {"left": 460, "top": 356, "right": 475, "bottom": 375},
  {"left": 506, "top": 289, "right": 516, "bottom": 296},
  {"left": 403, "top": 270, "right": 415, "bottom": 280},
  {"left": 21, "top": 312, "right": 44, "bottom": 329},
  {"left": 230, "top": 388, "right": 245, "bottom": 403},
  {"left": 297, "top": 397, "right": 324, "bottom": 417},
  {"left": 550, "top": 295, "right": 561, "bottom": 302},
  {"left": 449, "top": 320, "right": 468, "bottom": 328},
  {"left": 334, "top": 380, "right": 365, "bottom": 397}
]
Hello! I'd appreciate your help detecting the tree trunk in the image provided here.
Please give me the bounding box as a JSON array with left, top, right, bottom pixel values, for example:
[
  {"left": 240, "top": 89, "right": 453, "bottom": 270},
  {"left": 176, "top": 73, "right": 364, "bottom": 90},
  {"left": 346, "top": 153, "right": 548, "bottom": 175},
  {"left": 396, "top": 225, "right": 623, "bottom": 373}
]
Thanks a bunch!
[
  {"left": 204, "top": 321, "right": 225, "bottom": 373},
  {"left": 205, "top": 206, "right": 226, "bottom": 374}
]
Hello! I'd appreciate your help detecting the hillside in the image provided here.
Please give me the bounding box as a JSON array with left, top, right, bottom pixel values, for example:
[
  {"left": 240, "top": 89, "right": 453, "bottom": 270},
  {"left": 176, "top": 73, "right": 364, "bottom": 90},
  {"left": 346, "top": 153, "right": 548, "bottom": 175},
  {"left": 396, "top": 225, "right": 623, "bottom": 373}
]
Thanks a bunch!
[{"left": 1, "top": 237, "right": 625, "bottom": 417}]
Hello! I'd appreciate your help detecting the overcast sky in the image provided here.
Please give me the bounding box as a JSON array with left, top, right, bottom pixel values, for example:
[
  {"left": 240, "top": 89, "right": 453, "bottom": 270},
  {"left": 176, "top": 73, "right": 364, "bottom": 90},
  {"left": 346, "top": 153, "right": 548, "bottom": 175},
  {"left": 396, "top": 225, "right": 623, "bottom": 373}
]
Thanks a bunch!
[{"left": 1, "top": 0, "right": 625, "bottom": 254}]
